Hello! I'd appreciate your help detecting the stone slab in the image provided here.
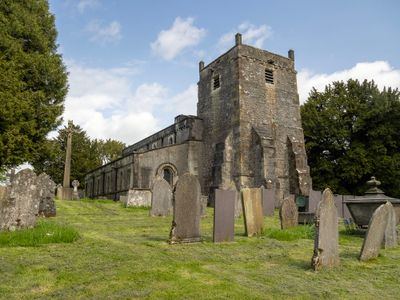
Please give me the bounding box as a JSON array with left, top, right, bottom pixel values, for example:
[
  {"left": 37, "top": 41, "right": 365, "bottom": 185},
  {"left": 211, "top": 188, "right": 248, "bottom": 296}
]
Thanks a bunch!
[
  {"left": 312, "top": 188, "right": 340, "bottom": 270},
  {"left": 37, "top": 173, "right": 56, "bottom": 217},
  {"left": 308, "top": 190, "right": 321, "bottom": 213},
  {"left": 126, "top": 189, "right": 152, "bottom": 207},
  {"left": 359, "top": 203, "right": 389, "bottom": 261},
  {"left": 384, "top": 201, "right": 398, "bottom": 249},
  {"left": 169, "top": 174, "right": 201, "bottom": 243},
  {"left": 150, "top": 177, "right": 173, "bottom": 216},
  {"left": 279, "top": 195, "right": 298, "bottom": 229},
  {"left": 0, "top": 169, "right": 40, "bottom": 231},
  {"left": 241, "top": 188, "right": 264, "bottom": 237},
  {"left": 213, "top": 189, "right": 236, "bottom": 242},
  {"left": 200, "top": 195, "right": 208, "bottom": 217},
  {"left": 262, "top": 187, "right": 275, "bottom": 216}
]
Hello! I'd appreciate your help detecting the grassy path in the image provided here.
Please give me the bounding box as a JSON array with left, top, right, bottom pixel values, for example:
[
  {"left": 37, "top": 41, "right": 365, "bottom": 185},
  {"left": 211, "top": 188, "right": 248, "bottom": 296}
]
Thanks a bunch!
[{"left": 0, "top": 199, "right": 399, "bottom": 299}]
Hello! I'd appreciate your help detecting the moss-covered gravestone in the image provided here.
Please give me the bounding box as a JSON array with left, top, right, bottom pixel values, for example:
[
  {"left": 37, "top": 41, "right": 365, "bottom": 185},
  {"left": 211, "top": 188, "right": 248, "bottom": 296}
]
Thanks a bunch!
[
  {"left": 242, "top": 188, "right": 264, "bottom": 237},
  {"left": 169, "top": 173, "right": 201, "bottom": 243},
  {"left": 279, "top": 195, "right": 298, "bottom": 229},
  {"left": 311, "top": 188, "right": 340, "bottom": 270}
]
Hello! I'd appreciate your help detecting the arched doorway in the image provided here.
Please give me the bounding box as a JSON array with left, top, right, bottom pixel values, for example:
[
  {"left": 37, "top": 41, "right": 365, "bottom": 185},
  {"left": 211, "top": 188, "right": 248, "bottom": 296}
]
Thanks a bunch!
[{"left": 156, "top": 163, "right": 178, "bottom": 187}]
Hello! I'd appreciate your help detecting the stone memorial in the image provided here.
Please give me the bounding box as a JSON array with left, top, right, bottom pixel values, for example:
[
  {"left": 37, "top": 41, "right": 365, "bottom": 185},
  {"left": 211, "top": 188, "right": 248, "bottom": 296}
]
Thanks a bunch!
[
  {"left": 150, "top": 177, "right": 173, "bottom": 216},
  {"left": 200, "top": 195, "right": 208, "bottom": 217},
  {"left": 279, "top": 195, "right": 298, "bottom": 229},
  {"left": 37, "top": 173, "right": 57, "bottom": 217},
  {"left": 308, "top": 190, "right": 322, "bottom": 213},
  {"left": 125, "top": 189, "right": 152, "bottom": 207},
  {"left": 311, "top": 188, "right": 340, "bottom": 270},
  {"left": 56, "top": 184, "right": 63, "bottom": 199},
  {"left": 213, "top": 189, "right": 236, "bottom": 242},
  {"left": 241, "top": 188, "right": 264, "bottom": 237},
  {"left": 72, "top": 180, "right": 80, "bottom": 200},
  {"left": 169, "top": 173, "right": 201, "bottom": 243},
  {"left": 261, "top": 187, "right": 275, "bottom": 216},
  {"left": 359, "top": 203, "right": 389, "bottom": 261},
  {"left": 384, "top": 201, "right": 397, "bottom": 249},
  {"left": 0, "top": 169, "right": 40, "bottom": 231}
]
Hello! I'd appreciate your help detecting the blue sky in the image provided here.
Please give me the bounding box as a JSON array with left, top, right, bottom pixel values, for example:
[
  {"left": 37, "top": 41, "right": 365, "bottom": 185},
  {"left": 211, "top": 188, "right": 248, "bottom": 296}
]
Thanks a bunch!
[{"left": 48, "top": 0, "right": 400, "bottom": 145}]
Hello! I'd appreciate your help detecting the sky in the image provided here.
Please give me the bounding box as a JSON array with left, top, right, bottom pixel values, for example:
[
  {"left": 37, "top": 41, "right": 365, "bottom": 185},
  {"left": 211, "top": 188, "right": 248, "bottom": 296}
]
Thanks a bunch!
[{"left": 48, "top": 0, "right": 400, "bottom": 146}]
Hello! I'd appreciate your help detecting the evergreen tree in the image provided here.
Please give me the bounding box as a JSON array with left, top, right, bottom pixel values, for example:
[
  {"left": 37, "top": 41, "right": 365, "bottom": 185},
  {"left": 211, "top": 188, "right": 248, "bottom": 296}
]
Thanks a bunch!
[
  {"left": 0, "top": 0, "right": 68, "bottom": 169},
  {"left": 301, "top": 79, "right": 400, "bottom": 197}
]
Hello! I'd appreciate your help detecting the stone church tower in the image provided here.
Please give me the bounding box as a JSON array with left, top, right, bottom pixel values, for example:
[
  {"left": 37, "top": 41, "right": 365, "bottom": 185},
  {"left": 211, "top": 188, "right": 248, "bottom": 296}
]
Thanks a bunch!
[{"left": 197, "top": 33, "right": 311, "bottom": 203}]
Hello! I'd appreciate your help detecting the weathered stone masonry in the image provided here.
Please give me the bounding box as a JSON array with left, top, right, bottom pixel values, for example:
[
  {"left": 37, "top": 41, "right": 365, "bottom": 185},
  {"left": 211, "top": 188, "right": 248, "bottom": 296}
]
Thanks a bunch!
[{"left": 85, "top": 33, "right": 311, "bottom": 203}]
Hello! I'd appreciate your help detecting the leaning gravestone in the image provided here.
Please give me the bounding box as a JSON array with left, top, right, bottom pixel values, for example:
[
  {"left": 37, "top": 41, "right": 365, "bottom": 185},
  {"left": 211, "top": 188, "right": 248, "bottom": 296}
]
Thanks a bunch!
[
  {"left": 384, "top": 201, "right": 398, "bottom": 249},
  {"left": 0, "top": 169, "right": 39, "bottom": 231},
  {"left": 150, "top": 177, "right": 173, "bottom": 217},
  {"left": 37, "top": 173, "right": 57, "bottom": 217},
  {"left": 242, "top": 188, "right": 264, "bottom": 237},
  {"left": 213, "top": 189, "right": 236, "bottom": 242},
  {"left": 169, "top": 173, "right": 201, "bottom": 243},
  {"left": 311, "top": 188, "right": 340, "bottom": 270},
  {"left": 261, "top": 187, "right": 275, "bottom": 216},
  {"left": 359, "top": 202, "right": 389, "bottom": 261},
  {"left": 279, "top": 195, "right": 298, "bottom": 229}
]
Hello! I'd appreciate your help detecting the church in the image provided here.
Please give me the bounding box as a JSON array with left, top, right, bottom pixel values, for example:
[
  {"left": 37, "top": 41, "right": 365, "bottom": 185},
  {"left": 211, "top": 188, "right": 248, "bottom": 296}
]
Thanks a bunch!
[{"left": 84, "top": 33, "right": 312, "bottom": 205}]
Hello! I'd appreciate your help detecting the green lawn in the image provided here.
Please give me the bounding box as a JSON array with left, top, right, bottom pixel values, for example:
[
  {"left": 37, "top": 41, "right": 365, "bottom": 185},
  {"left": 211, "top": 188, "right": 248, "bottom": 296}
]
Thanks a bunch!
[{"left": 0, "top": 199, "right": 399, "bottom": 300}]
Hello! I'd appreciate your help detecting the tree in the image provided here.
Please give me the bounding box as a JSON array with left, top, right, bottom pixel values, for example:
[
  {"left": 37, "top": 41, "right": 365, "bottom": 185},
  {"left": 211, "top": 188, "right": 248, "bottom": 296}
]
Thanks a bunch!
[
  {"left": 301, "top": 79, "right": 400, "bottom": 197},
  {"left": 31, "top": 124, "right": 125, "bottom": 185},
  {"left": 0, "top": 0, "right": 68, "bottom": 169}
]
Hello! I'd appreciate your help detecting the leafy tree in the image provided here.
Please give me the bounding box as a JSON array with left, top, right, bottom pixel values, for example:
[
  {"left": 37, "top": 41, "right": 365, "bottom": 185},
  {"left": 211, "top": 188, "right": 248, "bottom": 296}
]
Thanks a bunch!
[
  {"left": 0, "top": 0, "right": 68, "bottom": 169},
  {"left": 94, "top": 138, "right": 126, "bottom": 165},
  {"left": 301, "top": 79, "right": 400, "bottom": 197}
]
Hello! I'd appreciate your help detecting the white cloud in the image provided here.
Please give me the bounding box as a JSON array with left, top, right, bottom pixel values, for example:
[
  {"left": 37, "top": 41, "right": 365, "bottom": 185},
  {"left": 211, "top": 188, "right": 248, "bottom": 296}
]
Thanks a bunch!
[
  {"left": 218, "top": 22, "right": 272, "bottom": 52},
  {"left": 151, "top": 17, "right": 206, "bottom": 60},
  {"left": 77, "top": 0, "right": 99, "bottom": 13},
  {"left": 298, "top": 61, "right": 400, "bottom": 104},
  {"left": 169, "top": 84, "right": 197, "bottom": 116},
  {"left": 86, "top": 20, "right": 122, "bottom": 44},
  {"left": 61, "top": 62, "right": 199, "bottom": 145}
]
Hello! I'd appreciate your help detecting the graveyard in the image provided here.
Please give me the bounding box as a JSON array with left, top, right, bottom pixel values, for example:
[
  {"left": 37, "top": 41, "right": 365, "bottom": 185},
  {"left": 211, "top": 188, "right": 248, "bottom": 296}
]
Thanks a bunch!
[{"left": 0, "top": 198, "right": 400, "bottom": 299}]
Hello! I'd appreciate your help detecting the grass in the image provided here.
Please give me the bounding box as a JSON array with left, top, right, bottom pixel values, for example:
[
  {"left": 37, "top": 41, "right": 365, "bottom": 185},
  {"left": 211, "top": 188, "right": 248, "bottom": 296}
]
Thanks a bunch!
[
  {"left": 0, "top": 200, "right": 399, "bottom": 299},
  {"left": 0, "top": 219, "right": 79, "bottom": 247}
]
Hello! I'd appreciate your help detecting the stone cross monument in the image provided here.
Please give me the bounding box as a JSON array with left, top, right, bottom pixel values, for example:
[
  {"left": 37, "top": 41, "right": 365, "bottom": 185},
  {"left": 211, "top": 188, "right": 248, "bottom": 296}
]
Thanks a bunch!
[
  {"left": 72, "top": 179, "right": 80, "bottom": 200},
  {"left": 60, "top": 120, "right": 74, "bottom": 200}
]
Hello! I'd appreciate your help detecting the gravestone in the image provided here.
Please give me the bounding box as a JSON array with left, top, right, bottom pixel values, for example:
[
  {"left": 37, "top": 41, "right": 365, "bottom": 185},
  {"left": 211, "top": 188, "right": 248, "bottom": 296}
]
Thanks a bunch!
[
  {"left": 384, "top": 201, "right": 398, "bottom": 249},
  {"left": 169, "top": 173, "right": 201, "bottom": 243},
  {"left": 126, "top": 189, "right": 152, "bottom": 207},
  {"left": 359, "top": 203, "right": 389, "bottom": 261},
  {"left": 150, "top": 177, "right": 173, "bottom": 216},
  {"left": 311, "top": 188, "right": 340, "bottom": 270},
  {"left": 56, "top": 184, "right": 63, "bottom": 199},
  {"left": 308, "top": 190, "right": 322, "bottom": 213},
  {"left": 37, "top": 173, "right": 57, "bottom": 217},
  {"left": 213, "top": 189, "right": 236, "bottom": 242},
  {"left": 0, "top": 169, "right": 40, "bottom": 231},
  {"left": 279, "top": 195, "right": 298, "bottom": 229},
  {"left": 72, "top": 180, "right": 80, "bottom": 200},
  {"left": 200, "top": 195, "right": 208, "bottom": 217},
  {"left": 261, "top": 187, "right": 275, "bottom": 216},
  {"left": 226, "top": 181, "right": 242, "bottom": 217},
  {"left": 241, "top": 188, "right": 264, "bottom": 237}
]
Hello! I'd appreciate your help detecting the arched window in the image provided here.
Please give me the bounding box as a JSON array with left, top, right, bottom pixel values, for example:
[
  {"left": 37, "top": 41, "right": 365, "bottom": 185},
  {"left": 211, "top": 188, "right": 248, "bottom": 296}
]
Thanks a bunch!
[{"left": 163, "top": 167, "right": 174, "bottom": 186}]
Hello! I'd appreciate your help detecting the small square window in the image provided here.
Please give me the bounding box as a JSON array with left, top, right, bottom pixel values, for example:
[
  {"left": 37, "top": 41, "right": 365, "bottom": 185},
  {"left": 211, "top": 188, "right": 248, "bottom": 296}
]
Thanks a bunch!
[
  {"left": 265, "top": 69, "right": 274, "bottom": 84},
  {"left": 213, "top": 75, "right": 220, "bottom": 90}
]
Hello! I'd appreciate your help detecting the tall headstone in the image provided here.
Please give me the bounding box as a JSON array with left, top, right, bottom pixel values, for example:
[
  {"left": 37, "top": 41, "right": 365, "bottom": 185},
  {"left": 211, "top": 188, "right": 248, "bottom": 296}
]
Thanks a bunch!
[
  {"left": 308, "top": 190, "right": 322, "bottom": 213},
  {"left": 213, "top": 189, "right": 236, "bottom": 242},
  {"left": 150, "top": 177, "right": 173, "bottom": 216},
  {"left": 279, "top": 195, "right": 298, "bottom": 229},
  {"left": 72, "top": 179, "right": 80, "bottom": 200},
  {"left": 37, "top": 173, "right": 57, "bottom": 217},
  {"left": 0, "top": 169, "right": 40, "bottom": 231},
  {"left": 384, "top": 201, "right": 398, "bottom": 249},
  {"left": 359, "top": 203, "right": 389, "bottom": 261},
  {"left": 311, "top": 188, "right": 340, "bottom": 270},
  {"left": 261, "top": 187, "right": 275, "bottom": 216},
  {"left": 241, "top": 188, "right": 264, "bottom": 237},
  {"left": 61, "top": 120, "right": 74, "bottom": 200},
  {"left": 169, "top": 173, "right": 201, "bottom": 243}
]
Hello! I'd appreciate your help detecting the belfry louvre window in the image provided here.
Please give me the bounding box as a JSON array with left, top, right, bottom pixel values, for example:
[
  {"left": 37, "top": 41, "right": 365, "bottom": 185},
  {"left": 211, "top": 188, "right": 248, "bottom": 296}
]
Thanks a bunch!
[
  {"left": 265, "top": 69, "right": 274, "bottom": 84},
  {"left": 213, "top": 75, "right": 220, "bottom": 90}
]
